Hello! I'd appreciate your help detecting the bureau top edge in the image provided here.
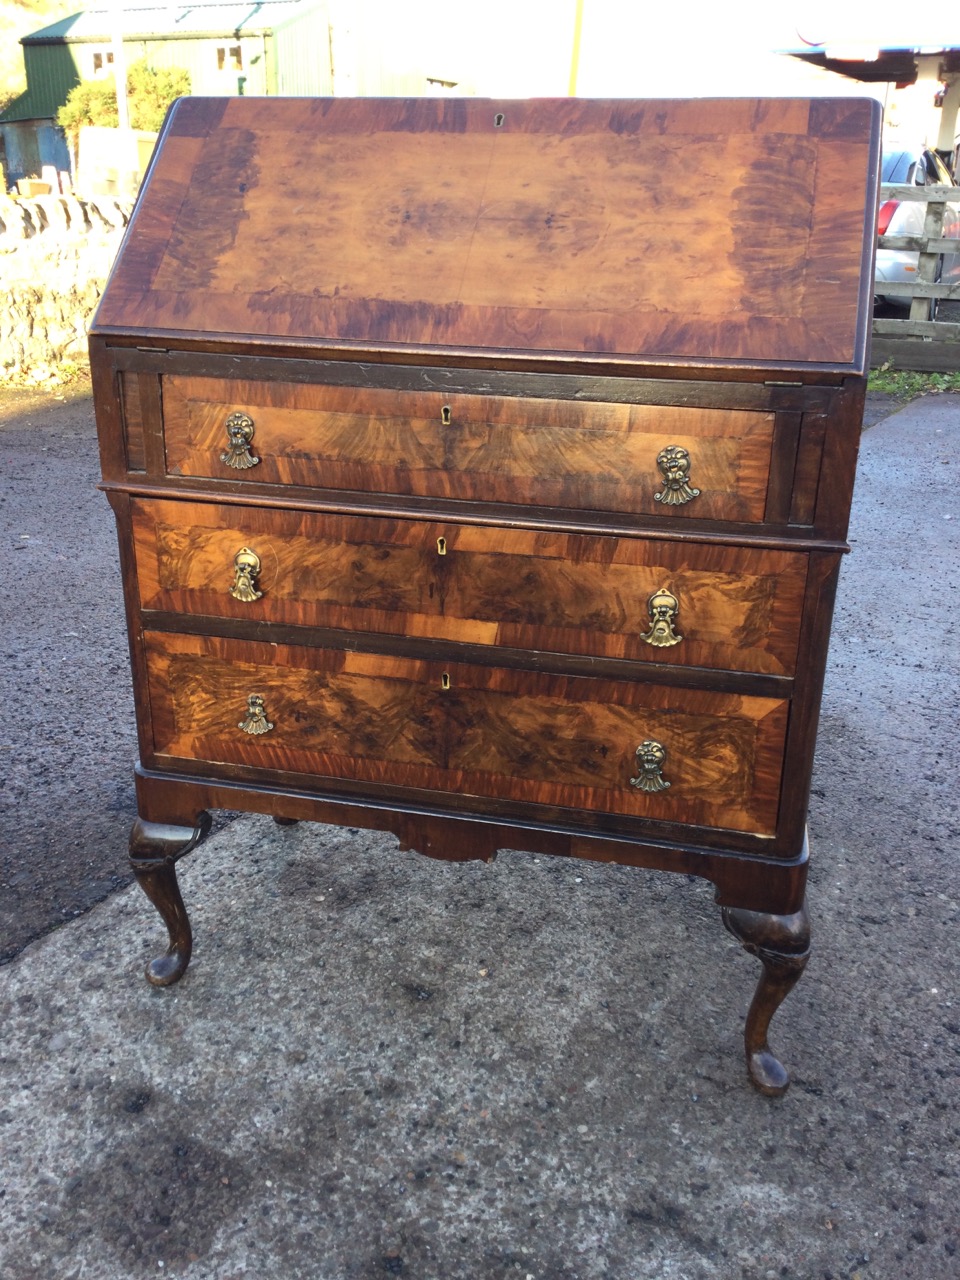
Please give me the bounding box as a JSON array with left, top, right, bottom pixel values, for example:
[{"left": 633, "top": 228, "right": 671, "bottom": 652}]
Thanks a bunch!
[
  {"left": 91, "top": 339, "right": 852, "bottom": 415},
  {"left": 90, "top": 330, "right": 862, "bottom": 388}
]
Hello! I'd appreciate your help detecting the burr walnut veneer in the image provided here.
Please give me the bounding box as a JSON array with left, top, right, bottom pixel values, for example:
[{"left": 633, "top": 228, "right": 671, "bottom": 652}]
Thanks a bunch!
[{"left": 90, "top": 96, "right": 881, "bottom": 1094}]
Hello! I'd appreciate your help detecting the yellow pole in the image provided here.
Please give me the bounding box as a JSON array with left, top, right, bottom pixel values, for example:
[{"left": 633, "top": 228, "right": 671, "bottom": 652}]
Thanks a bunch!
[{"left": 568, "top": 0, "right": 584, "bottom": 97}]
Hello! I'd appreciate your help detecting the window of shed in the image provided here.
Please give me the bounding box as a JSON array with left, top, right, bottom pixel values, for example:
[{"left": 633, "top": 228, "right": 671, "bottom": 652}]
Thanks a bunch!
[
  {"left": 90, "top": 48, "right": 115, "bottom": 77},
  {"left": 217, "top": 45, "right": 243, "bottom": 72}
]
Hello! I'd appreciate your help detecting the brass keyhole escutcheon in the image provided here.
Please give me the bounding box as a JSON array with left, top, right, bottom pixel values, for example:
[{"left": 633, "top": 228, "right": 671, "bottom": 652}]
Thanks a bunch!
[
  {"left": 239, "top": 693, "right": 274, "bottom": 735},
  {"left": 654, "top": 445, "right": 699, "bottom": 506},
  {"left": 230, "top": 547, "right": 263, "bottom": 602},
  {"left": 630, "top": 739, "right": 670, "bottom": 792},
  {"left": 437, "top": 536, "right": 447, "bottom": 556},
  {"left": 220, "top": 412, "right": 260, "bottom": 470},
  {"left": 640, "top": 587, "right": 682, "bottom": 647},
  {"left": 440, "top": 672, "right": 451, "bottom": 691},
  {"left": 441, "top": 405, "right": 452, "bottom": 426}
]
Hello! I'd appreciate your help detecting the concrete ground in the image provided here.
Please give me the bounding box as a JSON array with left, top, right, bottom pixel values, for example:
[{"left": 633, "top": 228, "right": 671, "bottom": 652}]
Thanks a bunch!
[{"left": 0, "top": 388, "right": 958, "bottom": 1280}]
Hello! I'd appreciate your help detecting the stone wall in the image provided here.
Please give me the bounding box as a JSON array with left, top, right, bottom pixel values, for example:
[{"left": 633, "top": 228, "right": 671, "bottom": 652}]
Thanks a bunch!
[{"left": 0, "top": 194, "right": 133, "bottom": 383}]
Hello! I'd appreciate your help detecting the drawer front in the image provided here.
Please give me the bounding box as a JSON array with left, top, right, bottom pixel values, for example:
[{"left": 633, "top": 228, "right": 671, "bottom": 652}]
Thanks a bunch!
[
  {"left": 132, "top": 499, "right": 807, "bottom": 676},
  {"left": 144, "top": 632, "right": 788, "bottom": 837},
  {"left": 162, "top": 376, "right": 775, "bottom": 523}
]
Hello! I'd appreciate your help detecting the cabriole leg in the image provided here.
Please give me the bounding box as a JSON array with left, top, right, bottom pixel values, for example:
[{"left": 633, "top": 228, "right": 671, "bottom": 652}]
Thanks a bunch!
[
  {"left": 129, "top": 814, "right": 211, "bottom": 987},
  {"left": 722, "top": 901, "right": 811, "bottom": 1097}
]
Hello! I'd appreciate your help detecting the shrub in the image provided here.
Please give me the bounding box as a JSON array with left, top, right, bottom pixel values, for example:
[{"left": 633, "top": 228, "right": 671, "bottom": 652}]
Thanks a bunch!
[{"left": 57, "top": 58, "right": 190, "bottom": 143}]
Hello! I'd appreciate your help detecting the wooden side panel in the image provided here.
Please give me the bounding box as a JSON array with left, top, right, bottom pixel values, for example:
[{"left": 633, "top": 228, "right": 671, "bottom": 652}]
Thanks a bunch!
[
  {"left": 88, "top": 339, "right": 128, "bottom": 484},
  {"left": 132, "top": 498, "right": 808, "bottom": 675},
  {"left": 161, "top": 376, "right": 775, "bottom": 523},
  {"left": 119, "top": 373, "right": 146, "bottom": 472},
  {"left": 143, "top": 632, "right": 788, "bottom": 836},
  {"left": 791, "top": 414, "right": 828, "bottom": 526}
]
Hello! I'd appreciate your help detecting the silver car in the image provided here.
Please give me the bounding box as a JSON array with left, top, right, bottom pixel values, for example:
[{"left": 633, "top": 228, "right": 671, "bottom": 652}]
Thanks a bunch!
[{"left": 875, "top": 146, "right": 960, "bottom": 318}]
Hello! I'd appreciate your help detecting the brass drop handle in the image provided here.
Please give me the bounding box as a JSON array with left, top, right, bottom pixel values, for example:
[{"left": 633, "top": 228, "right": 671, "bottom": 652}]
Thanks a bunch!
[
  {"left": 220, "top": 411, "right": 260, "bottom": 470},
  {"left": 239, "top": 693, "right": 273, "bottom": 735},
  {"left": 654, "top": 445, "right": 699, "bottom": 506},
  {"left": 640, "top": 587, "right": 682, "bottom": 648},
  {"left": 230, "top": 547, "right": 263, "bottom": 602},
  {"left": 630, "top": 739, "right": 670, "bottom": 792}
]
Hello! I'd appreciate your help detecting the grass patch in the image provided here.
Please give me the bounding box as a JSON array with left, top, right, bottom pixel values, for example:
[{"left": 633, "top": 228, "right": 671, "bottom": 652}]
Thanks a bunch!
[{"left": 868, "top": 366, "right": 960, "bottom": 398}]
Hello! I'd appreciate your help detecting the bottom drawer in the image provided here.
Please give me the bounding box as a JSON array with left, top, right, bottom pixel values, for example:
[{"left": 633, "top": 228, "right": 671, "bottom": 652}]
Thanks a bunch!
[{"left": 143, "top": 632, "right": 788, "bottom": 837}]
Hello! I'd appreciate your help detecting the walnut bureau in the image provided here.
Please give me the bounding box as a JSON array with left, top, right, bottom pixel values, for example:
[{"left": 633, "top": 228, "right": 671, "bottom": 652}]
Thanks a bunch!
[{"left": 89, "top": 96, "right": 881, "bottom": 1094}]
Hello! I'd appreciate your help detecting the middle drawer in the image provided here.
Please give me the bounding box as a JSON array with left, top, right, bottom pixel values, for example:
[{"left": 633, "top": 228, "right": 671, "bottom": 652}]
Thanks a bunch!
[{"left": 131, "top": 499, "right": 807, "bottom": 676}]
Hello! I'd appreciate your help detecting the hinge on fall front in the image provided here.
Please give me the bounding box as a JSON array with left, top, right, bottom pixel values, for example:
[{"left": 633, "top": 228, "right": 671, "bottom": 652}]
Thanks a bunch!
[
  {"left": 136, "top": 346, "right": 168, "bottom": 353},
  {"left": 764, "top": 380, "right": 804, "bottom": 387}
]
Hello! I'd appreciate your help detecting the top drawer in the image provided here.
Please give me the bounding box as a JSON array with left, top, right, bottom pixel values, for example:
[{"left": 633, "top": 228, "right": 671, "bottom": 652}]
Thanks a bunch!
[{"left": 161, "top": 375, "right": 776, "bottom": 524}]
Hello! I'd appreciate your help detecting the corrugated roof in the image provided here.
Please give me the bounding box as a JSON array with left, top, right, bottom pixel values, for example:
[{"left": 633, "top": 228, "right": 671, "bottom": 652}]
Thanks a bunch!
[
  {"left": 2, "top": 85, "right": 56, "bottom": 123},
  {"left": 24, "top": 1, "right": 313, "bottom": 44}
]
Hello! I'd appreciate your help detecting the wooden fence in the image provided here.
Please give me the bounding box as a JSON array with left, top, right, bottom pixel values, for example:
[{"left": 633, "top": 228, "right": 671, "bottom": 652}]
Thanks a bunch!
[{"left": 871, "top": 181, "right": 960, "bottom": 372}]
